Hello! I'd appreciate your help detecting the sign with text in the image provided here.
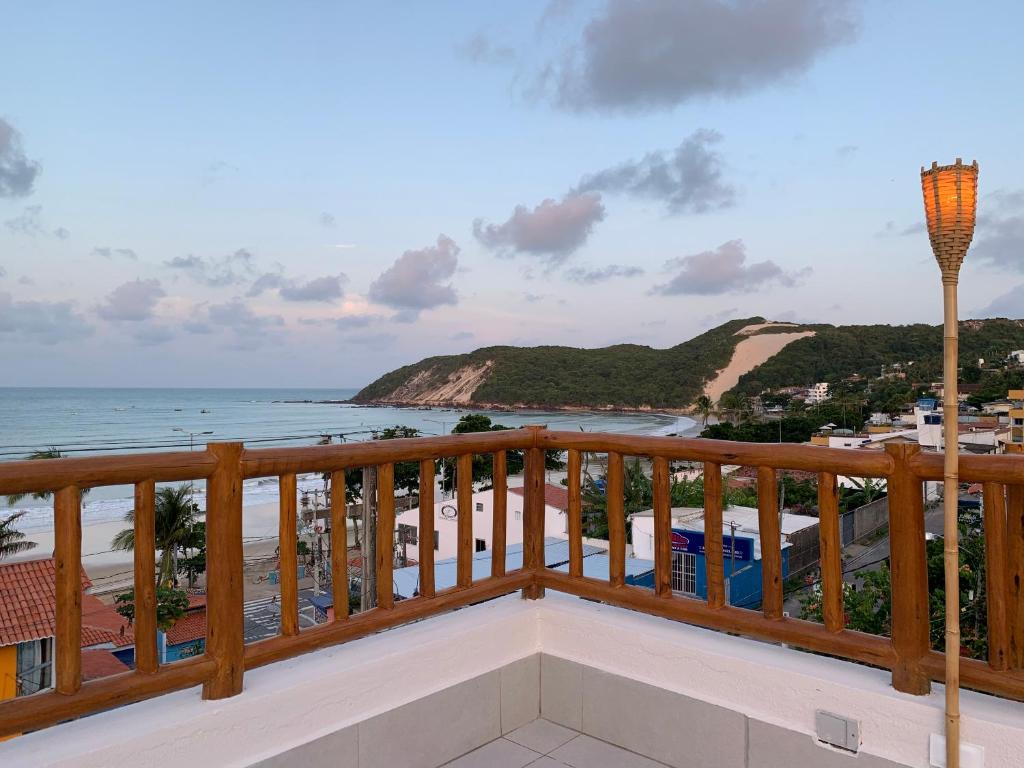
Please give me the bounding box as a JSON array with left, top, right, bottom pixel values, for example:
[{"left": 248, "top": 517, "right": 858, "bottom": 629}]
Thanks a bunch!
[{"left": 670, "top": 528, "right": 754, "bottom": 562}]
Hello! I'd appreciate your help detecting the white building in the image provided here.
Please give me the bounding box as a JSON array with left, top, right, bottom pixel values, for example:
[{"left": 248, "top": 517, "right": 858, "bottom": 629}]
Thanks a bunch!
[
  {"left": 805, "top": 382, "right": 830, "bottom": 404},
  {"left": 402, "top": 483, "right": 571, "bottom": 563}
]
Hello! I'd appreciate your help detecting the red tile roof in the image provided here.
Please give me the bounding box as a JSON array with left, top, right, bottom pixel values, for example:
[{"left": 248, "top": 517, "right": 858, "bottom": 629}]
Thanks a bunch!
[
  {"left": 508, "top": 483, "right": 570, "bottom": 512},
  {"left": 81, "top": 593, "right": 134, "bottom": 648},
  {"left": 165, "top": 609, "right": 206, "bottom": 646},
  {"left": 0, "top": 558, "right": 91, "bottom": 647},
  {"left": 81, "top": 649, "right": 130, "bottom": 682}
]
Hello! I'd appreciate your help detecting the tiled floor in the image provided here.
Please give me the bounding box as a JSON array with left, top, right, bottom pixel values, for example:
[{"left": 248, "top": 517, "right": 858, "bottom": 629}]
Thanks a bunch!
[{"left": 440, "top": 718, "right": 670, "bottom": 768}]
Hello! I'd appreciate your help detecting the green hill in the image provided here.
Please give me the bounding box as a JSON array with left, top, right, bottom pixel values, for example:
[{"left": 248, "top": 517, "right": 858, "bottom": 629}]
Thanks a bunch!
[{"left": 352, "top": 317, "right": 1024, "bottom": 410}]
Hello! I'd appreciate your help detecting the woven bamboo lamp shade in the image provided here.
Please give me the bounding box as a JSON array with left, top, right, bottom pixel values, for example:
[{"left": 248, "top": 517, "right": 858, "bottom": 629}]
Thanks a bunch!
[{"left": 920, "top": 159, "right": 979, "bottom": 281}]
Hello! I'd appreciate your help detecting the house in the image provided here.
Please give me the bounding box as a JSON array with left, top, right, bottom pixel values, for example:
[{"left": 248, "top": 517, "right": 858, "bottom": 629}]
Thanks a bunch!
[
  {"left": 629, "top": 505, "right": 819, "bottom": 608},
  {"left": 402, "top": 483, "right": 571, "bottom": 564},
  {"left": 805, "top": 382, "right": 830, "bottom": 404},
  {"left": 0, "top": 558, "right": 133, "bottom": 703}
]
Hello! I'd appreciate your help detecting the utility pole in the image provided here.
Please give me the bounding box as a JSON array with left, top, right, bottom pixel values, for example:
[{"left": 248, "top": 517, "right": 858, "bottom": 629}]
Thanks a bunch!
[{"left": 360, "top": 466, "right": 377, "bottom": 612}]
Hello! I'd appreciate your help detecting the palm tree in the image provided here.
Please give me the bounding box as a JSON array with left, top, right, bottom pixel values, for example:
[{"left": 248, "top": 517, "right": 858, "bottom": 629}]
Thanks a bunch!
[
  {"left": 694, "top": 395, "right": 713, "bottom": 427},
  {"left": 5, "top": 448, "right": 91, "bottom": 506},
  {"left": 112, "top": 485, "right": 200, "bottom": 584},
  {"left": 0, "top": 511, "right": 37, "bottom": 560}
]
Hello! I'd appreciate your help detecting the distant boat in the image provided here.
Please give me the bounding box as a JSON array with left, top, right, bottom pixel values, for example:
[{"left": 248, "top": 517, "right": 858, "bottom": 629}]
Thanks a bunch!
[
  {"left": 174, "top": 408, "right": 183, "bottom": 411},
  {"left": 201, "top": 409, "right": 210, "bottom": 414}
]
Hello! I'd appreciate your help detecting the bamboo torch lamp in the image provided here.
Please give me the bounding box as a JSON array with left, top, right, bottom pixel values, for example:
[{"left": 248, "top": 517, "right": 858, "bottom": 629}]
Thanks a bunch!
[{"left": 920, "top": 158, "right": 978, "bottom": 768}]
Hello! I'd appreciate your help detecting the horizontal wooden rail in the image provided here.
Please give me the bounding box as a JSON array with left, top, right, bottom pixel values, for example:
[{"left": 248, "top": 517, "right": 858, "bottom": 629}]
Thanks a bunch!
[
  {"left": 536, "top": 431, "right": 895, "bottom": 476},
  {"left": 240, "top": 430, "right": 533, "bottom": 479},
  {"left": 0, "top": 451, "right": 216, "bottom": 495},
  {"left": 910, "top": 450, "right": 1024, "bottom": 484}
]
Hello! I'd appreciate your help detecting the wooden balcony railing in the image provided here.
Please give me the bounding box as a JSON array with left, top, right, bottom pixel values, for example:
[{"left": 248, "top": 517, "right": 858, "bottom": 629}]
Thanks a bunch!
[{"left": 1, "top": 428, "right": 1023, "bottom": 738}]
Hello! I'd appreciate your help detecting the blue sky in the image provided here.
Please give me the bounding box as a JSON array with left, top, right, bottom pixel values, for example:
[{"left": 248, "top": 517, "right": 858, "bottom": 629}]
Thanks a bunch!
[{"left": 1, "top": 0, "right": 1023, "bottom": 387}]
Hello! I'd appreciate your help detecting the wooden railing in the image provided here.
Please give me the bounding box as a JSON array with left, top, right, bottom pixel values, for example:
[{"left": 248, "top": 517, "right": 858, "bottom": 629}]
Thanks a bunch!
[{"left": 1, "top": 428, "right": 1023, "bottom": 738}]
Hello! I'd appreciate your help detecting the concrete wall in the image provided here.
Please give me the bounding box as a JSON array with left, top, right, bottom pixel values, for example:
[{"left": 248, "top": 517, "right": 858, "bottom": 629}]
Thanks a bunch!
[{"left": 843, "top": 496, "right": 890, "bottom": 547}]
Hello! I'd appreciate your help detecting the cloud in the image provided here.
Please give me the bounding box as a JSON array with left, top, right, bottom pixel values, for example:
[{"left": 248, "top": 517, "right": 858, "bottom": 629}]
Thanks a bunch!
[
  {"left": 164, "top": 249, "right": 255, "bottom": 287},
  {"left": 876, "top": 220, "right": 926, "bottom": 238},
  {"left": 541, "top": 0, "right": 858, "bottom": 112},
  {"left": 341, "top": 331, "right": 399, "bottom": 347},
  {"left": 134, "top": 324, "right": 175, "bottom": 346},
  {"left": 836, "top": 144, "right": 858, "bottom": 158},
  {"left": 278, "top": 275, "right": 346, "bottom": 302},
  {"left": 973, "top": 190, "right": 1024, "bottom": 271},
  {"left": 575, "top": 130, "right": 735, "bottom": 214},
  {"left": 334, "top": 314, "right": 382, "bottom": 331},
  {"left": 4, "top": 205, "right": 44, "bottom": 236},
  {"left": 96, "top": 279, "right": 166, "bottom": 322},
  {"left": 53, "top": 227, "right": 70, "bottom": 240},
  {"left": 523, "top": 292, "right": 545, "bottom": 303},
  {"left": 456, "top": 33, "right": 515, "bottom": 64},
  {"left": 0, "top": 265, "right": 5, "bottom": 277},
  {"left": 0, "top": 292, "right": 92, "bottom": 344},
  {"left": 201, "top": 160, "right": 238, "bottom": 187},
  {"left": 450, "top": 331, "right": 474, "bottom": 341},
  {"left": 92, "top": 246, "right": 139, "bottom": 260},
  {"left": 474, "top": 192, "right": 605, "bottom": 264},
  {"left": 246, "top": 271, "right": 285, "bottom": 297},
  {"left": 18, "top": 275, "right": 34, "bottom": 286},
  {"left": 651, "top": 239, "right": 810, "bottom": 295},
  {"left": 205, "top": 298, "right": 286, "bottom": 349},
  {"left": 319, "top": 212, "right": 336, "bottom": 228},
  {"left": 564, "top": 264, "right": 644, "bottom": 284},
  {"left": 368, "top": 235, "right": 460, "bottom": 316},
  {"left": 0, "top": 118, "right": 41, "bottom": 198},
  {"left": 974, "top": 283, "right": 1024, "bottom": 318},
  {"left": 183, "top": 318, "right": 213, "bottom": 335}
]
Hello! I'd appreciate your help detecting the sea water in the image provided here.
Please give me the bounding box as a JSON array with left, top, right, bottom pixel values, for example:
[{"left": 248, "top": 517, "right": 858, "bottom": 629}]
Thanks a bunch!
[{"left": 0, "top": 387, "right": 692, "bottom": 533}]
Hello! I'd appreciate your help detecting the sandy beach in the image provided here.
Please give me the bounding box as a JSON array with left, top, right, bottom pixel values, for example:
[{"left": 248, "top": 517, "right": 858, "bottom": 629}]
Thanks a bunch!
[{"left": 702, "top": 328, "right": 816, "bottom": 402}]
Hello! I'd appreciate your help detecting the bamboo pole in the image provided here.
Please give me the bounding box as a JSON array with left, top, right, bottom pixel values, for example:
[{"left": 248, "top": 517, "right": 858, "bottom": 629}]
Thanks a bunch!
[{"left": 942, "top": 281, "right": 961, "bottom": 768}]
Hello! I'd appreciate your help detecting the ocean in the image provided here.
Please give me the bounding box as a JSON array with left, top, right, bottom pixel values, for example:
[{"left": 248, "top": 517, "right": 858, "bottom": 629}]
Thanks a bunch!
[{"left": 0, "top": 388, "right": 692, "bottom": 533}]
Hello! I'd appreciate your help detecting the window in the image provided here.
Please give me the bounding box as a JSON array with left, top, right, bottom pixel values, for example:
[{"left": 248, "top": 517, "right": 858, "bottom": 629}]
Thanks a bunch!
[
  {"left": 475, "top": 502, "right": 484, "bottom": 512},
  {"left": 475, "top": 538, "right": 487, "bottom": 552},
  {"left": 397, "top": 523, "right": 417, "bottom": 544},
  {"left": 671, "top": 552, "right": 697, "bottom": 595},
  {"left": 433, "top": 530, "right": 439, "bottom": 551},
  {"left": 515, "top": 510, "right": 522, "bottom": 521},
  {"left": 16, "top": 638, "right": 52, "bottom": 696}
]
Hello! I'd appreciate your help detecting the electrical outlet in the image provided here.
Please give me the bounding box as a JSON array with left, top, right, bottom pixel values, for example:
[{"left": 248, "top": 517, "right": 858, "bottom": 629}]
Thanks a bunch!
[
  {"left": 815, "top": 710, "right": 859, "bottom": 753},
  {"left": 929, "top": 733, "right": 984, "bottom": 767}
]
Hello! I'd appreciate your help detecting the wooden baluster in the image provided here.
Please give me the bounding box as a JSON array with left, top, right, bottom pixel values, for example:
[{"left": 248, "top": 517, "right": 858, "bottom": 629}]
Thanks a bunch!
[
  {"left": 703, "top": 462, "right": 725, "bottom": 608},
  {"left": 983, "top": 482, "right": 1010, "bottom": 670},
  {"left": 522, "top": 440, "right": 546, "bottom": 599},
  {"left": 653, "top": 456, "right": 671, "bottom": 598},
  {"left": 817, "top": 472, "right": 843, "bottom": 633},
  {"left": 418, "top": 460, "right": 436, "bottom": 597},
  {"left": 133, "top": 479, "right": 158, "bottom": 673},
  {"left": 376, "top": 463, "right": 396, "bottom": 609},
  {"left": 54, "top": 485, "right": 81, "bottom": 695},
  {"left": 492, "top": 451, "right": 508, "bottom": 578},
  {"left": 330, "top": 470, "right": 348, "bottom": 620},
  {"left": 607, "top": 452, "right": 625, "bottom": 588},
  {"left": 203, "top": 442, "right": 244, "bottom": 700},
  {"left": 279, "top": 473, "right": 299, "bottom": 636},
  {"left": 567, "top": 449, "right": 583, "bottom": 578},
  {"left": 756, "top": 467, "right": 782, "bottom": 619},
  {"left": 457, "top": 454, "right": 473, "bottom": 588},
  {"left": 1006, "top": 443, "right": 1024, "bottom": 669},
  {"left": 886, "top": 443, "right": 931, "bottom": 695}
]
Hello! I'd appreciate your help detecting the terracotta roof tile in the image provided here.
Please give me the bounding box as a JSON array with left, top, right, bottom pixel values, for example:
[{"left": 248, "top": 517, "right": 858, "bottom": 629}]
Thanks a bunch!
[
  {"left": 81, "top": 649, "right": 130, "bottom": 682},
  {"left": 0, "top": 558, "right": 91, "bottom": 647},
  {"left": 165, "top": 609, "right": 206, "bottom": 646}
]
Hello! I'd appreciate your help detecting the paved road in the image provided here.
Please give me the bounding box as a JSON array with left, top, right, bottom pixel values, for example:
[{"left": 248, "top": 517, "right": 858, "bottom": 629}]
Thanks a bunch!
[{"left": 243, "top": 588, "right": 321, "bottom": 644}]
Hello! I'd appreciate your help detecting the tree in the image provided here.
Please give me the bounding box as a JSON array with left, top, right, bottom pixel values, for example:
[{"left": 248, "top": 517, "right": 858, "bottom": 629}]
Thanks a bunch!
[
  {"left": 176, "top": 521, "right": 206, "bottom": 588},
  {"left": 0, "top": 511, "right": 37, "bottom": 560},
  {"left": 5, "top": 448, "right": 90, "bottom": 506},
  {"left": 111, "top": 485, "right": 201, "bottom": 585},
  {"left": 115, "top": 584, "right": 190, "bottom": 632},
  {"left": 694, "top": 395, "right": 713, "bottom": 427}
]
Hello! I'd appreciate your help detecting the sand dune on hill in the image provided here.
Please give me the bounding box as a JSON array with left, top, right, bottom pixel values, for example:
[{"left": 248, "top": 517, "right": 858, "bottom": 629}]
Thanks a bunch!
[{"left": 703, "top": 329, "right": 816, "bottom": 403}]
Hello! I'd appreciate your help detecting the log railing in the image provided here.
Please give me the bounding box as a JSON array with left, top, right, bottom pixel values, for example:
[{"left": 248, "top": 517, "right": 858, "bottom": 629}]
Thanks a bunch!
[{"left": 2, "top": 428, "right": 1024, "bottom": 738}]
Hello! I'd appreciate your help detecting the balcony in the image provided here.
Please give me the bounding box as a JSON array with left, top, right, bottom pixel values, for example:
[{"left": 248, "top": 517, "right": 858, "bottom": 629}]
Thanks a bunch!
[{"left": 1, "top": 428, "right": 1024, "bottom": 767}]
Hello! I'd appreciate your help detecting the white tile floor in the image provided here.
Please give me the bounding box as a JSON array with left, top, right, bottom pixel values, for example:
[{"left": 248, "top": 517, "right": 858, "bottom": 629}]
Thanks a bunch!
[{"left": 440, "top": 718, "right": 669, "bottom": 768}]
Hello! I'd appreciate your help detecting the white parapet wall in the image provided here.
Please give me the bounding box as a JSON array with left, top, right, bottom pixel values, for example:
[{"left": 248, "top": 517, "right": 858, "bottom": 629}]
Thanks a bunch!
[{"left": 3, "top": 592, "right": 1024, "bottom": 768}]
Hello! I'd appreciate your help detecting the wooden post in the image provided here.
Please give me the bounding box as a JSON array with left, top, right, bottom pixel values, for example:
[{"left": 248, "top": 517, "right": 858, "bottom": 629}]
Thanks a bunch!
[
  {"left": 607, "top": 452, "right": 625, "bottom": 588},
  {"left": 817, "top": 472, "right": 844, "bottom": 633},
  {"left": 756, "top": 468, "right": 782, "bottom": 619},
  {"left": 1006, "top": 443, "right": 1024, "bottom": 668},
  {"left": 983, "top": 482, "right": 1009, "bottom": 670},
  {"left": 376, "top": 463, "right": 396, "bottom": 608},
  {"left": 279, "top": 473, "right": 299, "bottom": 636},
  {"left": 133, "top": 479, "right": 158, "bottom": 674},
  {"left": 330, "top": 470, "right": 348, "bottom": 620},
  {"left": 457, "top": 454, "right": 473, "bottom": 588},
  {"left": 653, "top": 456, "right": 671, "bottom": 598},
  {"left": 492, "top": 451, "right": 508, "bottom": 578},
  {"left": 418, "top": 460, "right": 436, "bottom": 597},
  {"left": 703, "top": 462, "right": 725, "bottom": 608},
  {"left": 567, "top": 449, "right": 583, "bottom": 578},
  {"left": 54, "top": 485, "right": 81, "bottom": 695},
  {"left": 522, "top": 436, "right": 546, "bottom": 599},
  {"left": 203, "top": 442, "right": 245, "bottom": 700},
  {"left": 886, "top": 442, "right": 931, "bottom": 695}
]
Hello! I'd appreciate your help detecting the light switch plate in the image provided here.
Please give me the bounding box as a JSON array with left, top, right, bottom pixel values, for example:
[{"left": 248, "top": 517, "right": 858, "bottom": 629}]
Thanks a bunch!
[
  {"left": 929, "top": 733, "right": 984, "bottom": 767},
  {"left": 815, "top": 710, "right": 859, "bottom": 753}
]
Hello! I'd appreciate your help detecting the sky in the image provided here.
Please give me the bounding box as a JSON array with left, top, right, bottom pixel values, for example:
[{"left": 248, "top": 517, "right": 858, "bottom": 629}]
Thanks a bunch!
[{"left": 2, "top": 0, "right": 1024, "bottom": 388}]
